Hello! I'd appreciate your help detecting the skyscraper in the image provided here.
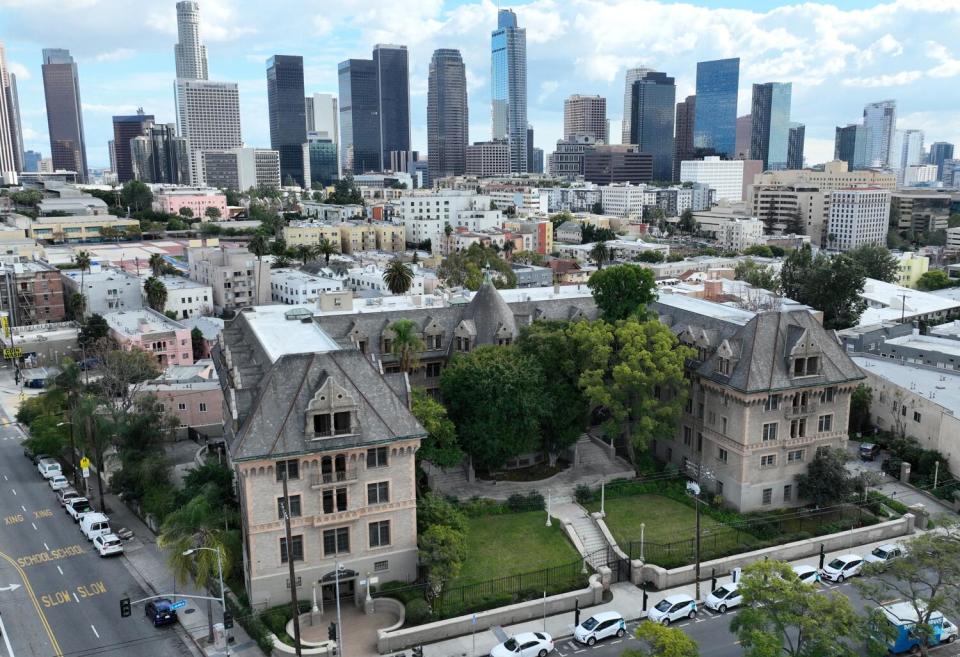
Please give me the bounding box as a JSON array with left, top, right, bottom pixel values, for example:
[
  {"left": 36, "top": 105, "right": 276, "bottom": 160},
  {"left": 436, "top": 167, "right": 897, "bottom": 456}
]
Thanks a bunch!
[
  {"left": 929, "top": 142, "right": 955, "bottom": 181},
  {"left": 374, "top": 44, "right": 410, "bottom": 170},
  {"left": 427, "top": 48, "right": 468, "bottom": 182},
  {"left": 131, "top": 123, "right": 190, "bottom": 184},
  {"left": 23, "top": 150, "right": 41, "bottom": 172},
  {"left": 266, "top": 55, "right": 307, "bottom": 186},
  {"left": 338, "top": 45, "right": 410, "bottom": 174},
  {"left": 735, "top": 115, "right": 752, "bottom": 160},
  {"left": 629, "top": 71, "right": 675, "bottom": 182},
  {"left": 750, "top": 82, "right": 792, "bottom": 170},
  {"left": 693, "top": 57, "right": 739, "bottom": 158},
  {"left": 174, "top": 1, "right": 208, "bottom": 80},
  {"left": 894, "top": 129, "right": 923, "bottom": 171},
  {"left": 621, "top": 67, "right": 653, "bottom": 145},
  {"left": 41, "top": 49, "right": 88, "bottom": 181},
  {"left": 787, "top": 123, "right": 805, "bottom": 170},
  {"left": 863, "top": 100, "right": 896, "bottom": 168},
  {"left": 564, "top": 95, "right": 607, "bottom": 142},
  {"left": 491, "top": 8, "right": 528, "bottom": 173},
  {"left": 527, "top": 125, "right": 534, "bottom": 172},
  {"left": 112, "top": 110, "right": 155, "bottom": 183},
  {"left": 673, "top": 95, "right": 696, "bottom": 181},
  {"left": 175, "top": 79, "right": 242, "bottom": 185},
  {"left": 0, "top": 43, "right": 24, "bottom": 176},
  {"left": 834, "top": 124, "right": 868, "bottom": 171},
  {"left": 306, "top": 134, "right": 338, "bottom": 186},
  {"left": 305, "top": 93, "right": 338, "bottom": 143}
]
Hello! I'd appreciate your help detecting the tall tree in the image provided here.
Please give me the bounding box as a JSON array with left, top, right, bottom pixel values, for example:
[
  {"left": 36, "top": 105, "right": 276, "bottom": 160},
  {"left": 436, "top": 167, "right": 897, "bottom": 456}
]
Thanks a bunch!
[
  {"left": 848, "top": 244, "right": 899, "bottom": 282},
  {"left": 383, "top": 259, "right": 414, "bottom": 295},
  {"left": 144, "top": 277, "right": 168, "bottom": 313},
  {"left": 730, "top": 559, "right": 872, "bottom": 657},
  {"left": 849, "top": 384, "right": 873, "bottom": 435},
  {"left": 119, "top": 180, "right": 153, "bottom": 213},
  {"left": 855, "top": 528, "right": 960, "bottom": 657},
  {"left": 796, "top": 447, "right": 856, "bottom": 507},
  {"left": 294, "top": 244, "right": 316, "bottom": 266},
  {"left": 79, "top": 314, "right": 110, "bottom": 348},
  {"left": 387, "top": 319, "right": 425, "bottom": 374},
  {"left": 75, "top": 250, "right": 91, "bottom": 303},
  {"left": 580, "top": 319, "right": 692, "bottom": 455},
  {"left": 191, "top": 327, "right": 206, "bottom": 361},
  {"left": 148, "top": 253, "right": 165, "bottom": 278},
  {"left": 439, "top": 346, "right": 547, "bottom": 471},
  {"left": 589, "top": 241, "right": 610, "bottom": 270},
  {"left": 410, "top": 389, "right": 463, "bottom": 470},
  {"left": 588, "top": 264, "right": 657, "bottom": 322},
  {"left": 779, "top": 246, "right": 867, "bottom": 330},
  {"left": 316, "top": 237, "right": 337, "bottom": 265},
  {"left": 204, "top": 206, "right": 221, "bottom": 220},
  {"left": 734, "top": 260, "right": 780, "bottom": 291}
]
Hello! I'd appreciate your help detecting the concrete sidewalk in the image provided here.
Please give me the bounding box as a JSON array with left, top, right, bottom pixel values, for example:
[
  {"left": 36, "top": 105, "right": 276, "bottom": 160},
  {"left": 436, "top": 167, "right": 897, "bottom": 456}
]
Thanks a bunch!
[{"left": 421, "top": 533, "right": 913, "bottom": 657}]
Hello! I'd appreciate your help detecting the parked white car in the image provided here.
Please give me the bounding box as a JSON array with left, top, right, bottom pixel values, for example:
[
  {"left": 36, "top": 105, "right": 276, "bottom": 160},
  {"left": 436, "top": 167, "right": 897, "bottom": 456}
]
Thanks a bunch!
[
  {"left": 38, "top": 459, "right": 62, "bottom": 479},
  {"left": 48, "top": 474, "right": 69, "bottom": 491},
  {"left": 864, "top": 544, "right": 906, "bottom": 566},
  {"left": 574, "top": 611, "right": 625, "bottom": 645},
  {"left": 80, "top": 512, "right": 112, "bottom": 542},
  {"left": 491, "top": 632, "right": 554, "bottom": 657},
  {"left": 647, "top": 594, "right": 697, "bottom": 625},
  {"left": 65, "top": 497, "right": 92, "bottom": 522},
  {"left": 704, "top": 583, "right": 742, "bottom": 613},
  {"left": 820, "top": 554, "right": 864, "bottom": 583},
  {"left": 792, "top": 564, "right": 820, "bottom": 585},
  {"left": 93, "top": 534, "right": 124, "bottom": 557}
]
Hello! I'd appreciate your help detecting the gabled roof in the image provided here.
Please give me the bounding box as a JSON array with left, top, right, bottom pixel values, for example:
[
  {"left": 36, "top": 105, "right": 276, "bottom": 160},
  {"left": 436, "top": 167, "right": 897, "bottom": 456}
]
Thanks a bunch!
[{"left": 231, "top": 349, "right": 424, "bottom": 461}]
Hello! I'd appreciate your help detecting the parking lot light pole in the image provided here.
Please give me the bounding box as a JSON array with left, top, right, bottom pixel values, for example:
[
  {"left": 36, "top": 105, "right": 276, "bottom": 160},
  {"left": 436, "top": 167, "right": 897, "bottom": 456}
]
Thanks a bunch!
[{"left": 183, "top": 546, "right": 228, "bottom": 654}]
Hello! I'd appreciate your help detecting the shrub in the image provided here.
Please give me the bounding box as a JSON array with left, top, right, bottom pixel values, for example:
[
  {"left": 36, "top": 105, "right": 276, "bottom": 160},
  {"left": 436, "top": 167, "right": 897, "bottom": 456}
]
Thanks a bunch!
[
  {"left": 377, "top": 581, "right": 424, "bottom": 605},
  {"left": 506, "top": 491, "right": 544, "bottom": 511},
  {"left": 574, "top": 484, "right": 593, "bottom": 505},
  {"left": 405, "top": 599, "right": 432, "bottom": 625}
]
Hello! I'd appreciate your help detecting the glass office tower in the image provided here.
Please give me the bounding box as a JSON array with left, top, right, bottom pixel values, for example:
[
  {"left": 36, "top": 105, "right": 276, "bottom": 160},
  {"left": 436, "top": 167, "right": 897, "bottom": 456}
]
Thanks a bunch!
[
  {"left": 750, "top": 82, "right": 792, "bottom": 170},
  {"left": 267, "top": 55, "right": 307, "bottom": 186},
  {"left": 427, "top": 49, "right": 468, "bottom": 181},
  {"left": 41, "top": 49, "right": 88, "bottom": 181},
  {"left": 629, "top": 71, "right": 676, "bottom": 182},
  {"left": 338, "top": 59, "right": 380, "bottom": 174},
  {"left": 491, "top": 9, "right": 528, "bottom": 173},
  {"left": 693, "top": 58, "right": 739, "bottom": 159}
]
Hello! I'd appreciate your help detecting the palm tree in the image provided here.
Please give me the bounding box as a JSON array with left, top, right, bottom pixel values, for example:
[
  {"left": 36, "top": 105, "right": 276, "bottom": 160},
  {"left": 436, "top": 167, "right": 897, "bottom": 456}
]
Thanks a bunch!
[
  {"left": 147, "top": 253, "right": 165, "bottom": 278},
  {"left": 502, "top": 240, "right": 515, "bottom": 260},
  {"left": 294, "top": 244, "right": 315, "bottom": 266},
  {"left": 144, "top": 277, "right": 168, "bottom": 312},
  {"left": 248, "top": 234, "right": 269, "bottom": 261},
  {"left": 158, "top": 486, "right": 236, "bottom": 644},
  {"left": 75, "top": 250, "right": 91, "bottom": 318},
  {"left": 590, "top": 241, "right": 610, "bottom": 270},
  {"left": 317, "top": 237, "right": 337, "bottom": 265},
  {"left": 443, "top": 222, "right": 454, "bottom": 255},
  {"left": 388, "top": 319, "right": 425, "bottom": 374},
  {"left": 382, "top": 259, "right": 414, "bottom": 295}
]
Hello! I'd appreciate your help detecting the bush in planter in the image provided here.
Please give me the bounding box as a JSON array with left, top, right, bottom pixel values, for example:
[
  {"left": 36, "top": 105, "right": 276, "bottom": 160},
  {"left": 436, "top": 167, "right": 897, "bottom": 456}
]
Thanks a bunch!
[{"left": 405, "top": 598, "right": 432, "bottom": 625}]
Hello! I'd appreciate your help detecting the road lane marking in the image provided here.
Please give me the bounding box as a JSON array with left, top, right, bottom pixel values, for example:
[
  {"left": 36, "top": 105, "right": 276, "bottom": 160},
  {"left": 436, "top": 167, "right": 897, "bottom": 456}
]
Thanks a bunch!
[
  {"left": 72, "top": 592, "right": 79, "bottom": 603},
  {"left": 20, "top": 505, "right": 25, "bottom": 513},
  {"left": 10, "top": 488, "right": 15, "bottom": 496},
  {"left": 56, "top": 566, "right": 63, "bottom": 575},
  {"left": 90, "top": 625, "right": 99, "bottom": 639},
  {"left": 43, "top": 543, "right": 49, "bottom": 551},
  {"left": 0, "top": 548, "right": 63, "bottom": 656},
  {"left": 0, "top": 608, "right": 15, "bottom": 657},
  {"left": 2, "top": 475, "right": 6, "bottom": 481},
  {"left": 31, "top": 523, "right": 37, "bottom": 531}
]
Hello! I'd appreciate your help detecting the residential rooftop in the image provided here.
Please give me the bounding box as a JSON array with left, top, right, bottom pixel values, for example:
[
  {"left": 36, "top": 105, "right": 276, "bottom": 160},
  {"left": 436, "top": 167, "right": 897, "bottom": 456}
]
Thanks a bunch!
[
  {"left": 858, "top": 278, "right": 960, "bottom": 326},
  {"left": 930, "top": 320, "right": 960, "bottom": 340},
  {"left": 852, "top": 354, "right": 960, "bottom": 417},
  {"left": 882, "top": 333, "right": 960, "bottom": 359},
  {"left": 655, "top": 291, "right": 756, "bottom": 326},
  {"left": 235, "top": 305, "right": 341, "bottom": 362},
  {"left": 157, "top": 275, "right": 208, "bottom": 290},
  {"left": 104, "top": 309, "right": 187, "bottom": 335}
]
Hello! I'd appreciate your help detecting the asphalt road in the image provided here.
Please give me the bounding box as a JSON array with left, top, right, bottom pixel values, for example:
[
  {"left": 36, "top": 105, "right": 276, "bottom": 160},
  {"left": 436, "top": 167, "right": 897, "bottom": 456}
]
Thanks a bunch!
[
  {"left": 547, "top": 580, "right": 960, "bottom": 657},
  {"left": 0, "top": 414, "right": 195, "bottom": 657}
]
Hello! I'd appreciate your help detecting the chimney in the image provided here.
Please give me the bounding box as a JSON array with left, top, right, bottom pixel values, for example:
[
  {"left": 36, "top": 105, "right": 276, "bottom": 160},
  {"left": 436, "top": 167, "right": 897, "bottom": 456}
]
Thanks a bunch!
[{"left": 704, "top": 279, "right": 722, "bottom": 301}]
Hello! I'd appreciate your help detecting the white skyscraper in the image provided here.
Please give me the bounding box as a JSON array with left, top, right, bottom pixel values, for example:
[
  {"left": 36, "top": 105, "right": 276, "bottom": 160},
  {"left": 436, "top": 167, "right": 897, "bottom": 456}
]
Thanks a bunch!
[
  {"left": 174, "top": 1, "right": 208, "bottom": 80},
  {"left": 305, "top": 93, "right": 339, "bottom": 144},
  {"left": 621, "top": 66, "right": 653, "bottom": 145},
  {"left": 175, "top": 80, "right": 242, "bottom": 184},
  {"left": 863, "top": 100, "right": 896, "bottom": 168},
  {"left": 0, "top": 42, "right": 23, "bottom": 176},
  {"left": 0, "top": 43, "right": 18, "bottom": 182}
]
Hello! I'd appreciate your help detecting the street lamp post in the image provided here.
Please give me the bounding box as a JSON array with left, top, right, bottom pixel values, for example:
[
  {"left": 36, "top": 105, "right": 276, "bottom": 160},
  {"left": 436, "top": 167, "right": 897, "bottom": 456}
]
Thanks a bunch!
[
  {"left": 55, "top": 421, "right": 78, "bottom": 488},
  {"left": 183, "top": 546, "right": 228, "bottom": 654},
  {"left": 334, "top": 563, "right": 345, "bottom": 657}
]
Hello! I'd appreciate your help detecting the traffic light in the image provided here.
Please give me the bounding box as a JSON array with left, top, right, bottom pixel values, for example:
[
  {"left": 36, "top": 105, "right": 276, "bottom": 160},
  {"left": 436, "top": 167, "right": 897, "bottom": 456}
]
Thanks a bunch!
[
  {"left": 120, "top": 598, "right": 131, "bottom": 618},
  {"left": 328, "top": 622, "right": 338, "bottom": 641},
  {"left": 223, "top": 611, "right": 234, "bottom": 629}
]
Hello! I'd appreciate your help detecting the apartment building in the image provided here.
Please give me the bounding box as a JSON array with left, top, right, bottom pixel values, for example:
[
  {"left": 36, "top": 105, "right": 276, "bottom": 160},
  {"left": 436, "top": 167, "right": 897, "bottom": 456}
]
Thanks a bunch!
[
  {"left": 891, "top": 191, "right": 951, "bottom": 234},
  {"left": 60, "top": 267, "right": 143, "bottom": 318},
  {"left": 0, "top": 261, "right": 66, "bottom": 326},
  {"left": 187, "top": 246, "right": 270, "bottom": 313},
  {"left": 399, "top": 192, "right": 503, "bottom": 253},
  {"left": 137, "top": 360, "right": 223, "bottom": 439},
  {"left": 826, "top": 188, "right": 891, "bottom": 252},
  {"left": 690, "top": 212, "right": 765, "bottom": 251},
  {"left": 104, "top": 308, "right": 194, "bottom": 368},
  {"left": 156, "top": 276, "right": 213, "bottom": 319},
  {"left": 215, "top": 317, "right": 425, "bottom": 607},
  {"left": 680, "top": 157, "right": 744, "bottom": 202},
  {"left": 270, "top": 268, "right": 343, "bottom": 305},
  {"left": 653, "top": 293, "right": 864, "bottom": 511}
]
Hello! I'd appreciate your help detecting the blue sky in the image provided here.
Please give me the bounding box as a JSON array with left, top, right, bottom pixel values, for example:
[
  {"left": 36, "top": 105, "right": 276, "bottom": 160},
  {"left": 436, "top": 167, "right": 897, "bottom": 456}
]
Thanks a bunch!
[{"left": 2, "top": 0, "right": 959, "bottom": 170}]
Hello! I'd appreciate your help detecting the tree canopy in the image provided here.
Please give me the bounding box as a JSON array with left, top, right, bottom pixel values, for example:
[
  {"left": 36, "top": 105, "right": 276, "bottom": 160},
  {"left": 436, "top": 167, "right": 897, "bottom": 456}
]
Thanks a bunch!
[
  {"left": 848, "top": 244, "right": 900, "bottom": 283},
  {"left": 779, "top": 246, "right": 866, "bottom": 330},
  {"left": 796, "top": 447, "right": 856, "bottom": 508},
  {"left": 917, "top": 270, "right": 954, "bottom": 291},
  {"left": 120, "top": 180, "right": 153, "bottom": 213},
  {"left": 734, "top": 259, "right": 780, "bottom": 291},
  {"left": 437, "top": 243, "right": 517, "bottom": 290},
  {"left": 439, "top": 346, "right": 547, "bottom": 471},
  {"left": 588, "top": 264, "right": 657, "bottom": 322},
  {"left": 410, "top": 390, "right": 463, "bottom": 470}
]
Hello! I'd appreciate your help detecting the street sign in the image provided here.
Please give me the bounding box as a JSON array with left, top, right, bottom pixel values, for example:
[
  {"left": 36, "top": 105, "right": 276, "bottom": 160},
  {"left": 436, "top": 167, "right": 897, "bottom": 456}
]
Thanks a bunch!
[
  {"left": 169, "top": 600, "right": 188, "bottom": 610},
  {"left": 79, "top": 457, "right": 91, "bottom": 469},
  {"left": 3, "top": 348, "right": 21, "bottom": 359},
  {"left": 82, "top": 468, "right": 90, "bottom": 478}
]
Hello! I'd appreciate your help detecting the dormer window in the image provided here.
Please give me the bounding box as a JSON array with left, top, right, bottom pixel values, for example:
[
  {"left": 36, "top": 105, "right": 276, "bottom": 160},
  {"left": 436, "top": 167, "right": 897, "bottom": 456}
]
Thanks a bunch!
[
  {"left": 382, "top": 337, "right": 393, "bottom": 353},
  {"left": 716, "top": 357, "right": 731, "bottom": 376},
  {"left": 793, "top": 356, "right": 819, "bottom": 377},
  {"left": 456, "top": 336, "right": 471, "bottom": 352},
  {"left": 306, "top": 379, "right": 359, "bottom": 440},
  {"left": 497, "top": 337, "right": 512, "bottom": 346}
]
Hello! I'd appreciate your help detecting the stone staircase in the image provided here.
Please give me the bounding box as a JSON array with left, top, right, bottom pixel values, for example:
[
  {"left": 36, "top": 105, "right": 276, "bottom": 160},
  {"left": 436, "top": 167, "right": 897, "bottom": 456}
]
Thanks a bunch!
[{"left": 567, "top": 507, "right": 612, "bottom": 568}]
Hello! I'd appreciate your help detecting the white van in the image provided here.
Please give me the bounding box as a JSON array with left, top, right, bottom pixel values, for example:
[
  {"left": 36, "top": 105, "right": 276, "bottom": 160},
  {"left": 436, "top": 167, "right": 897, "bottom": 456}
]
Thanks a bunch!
[
  {"left": 38, "top": 459, "right": 62, "bottom": 479},
  {"left": 80, "top": 513, "right": 111, "bottom": 541}
]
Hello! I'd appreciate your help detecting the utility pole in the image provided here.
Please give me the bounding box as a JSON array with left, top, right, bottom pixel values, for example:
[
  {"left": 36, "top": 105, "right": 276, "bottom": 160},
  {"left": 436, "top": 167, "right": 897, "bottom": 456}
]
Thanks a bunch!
[
  {"left": 281, "top": 469, "right": 303, "bottom": 657},
  {"left": 686, "top": 460, "right": 714, "bottom": 602}
]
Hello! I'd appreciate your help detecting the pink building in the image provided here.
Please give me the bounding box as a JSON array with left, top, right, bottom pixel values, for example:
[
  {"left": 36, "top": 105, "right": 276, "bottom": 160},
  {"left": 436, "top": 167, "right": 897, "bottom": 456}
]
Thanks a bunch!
[
  {"left": 104, "top": 309, "right": 194, "bottom": 368},
  {"left": 137, "top": 360, "right": 224, "bottom": 439},
  {"left": 152, "top": 187, "right": 228, "bottom": 219}
]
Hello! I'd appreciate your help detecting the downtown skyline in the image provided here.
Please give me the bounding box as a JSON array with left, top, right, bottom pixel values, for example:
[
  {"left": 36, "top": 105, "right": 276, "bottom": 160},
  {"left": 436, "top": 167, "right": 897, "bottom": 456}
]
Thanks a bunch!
[{"left": 2, "top": 0, "right": 960, "bottom": 170}]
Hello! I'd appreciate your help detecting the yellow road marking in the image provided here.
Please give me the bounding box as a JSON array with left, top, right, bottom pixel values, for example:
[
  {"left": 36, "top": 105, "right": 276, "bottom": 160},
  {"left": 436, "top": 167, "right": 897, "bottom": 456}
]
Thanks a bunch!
[{"left": 0, "top": 547, "right": 63, "bottom": 656}]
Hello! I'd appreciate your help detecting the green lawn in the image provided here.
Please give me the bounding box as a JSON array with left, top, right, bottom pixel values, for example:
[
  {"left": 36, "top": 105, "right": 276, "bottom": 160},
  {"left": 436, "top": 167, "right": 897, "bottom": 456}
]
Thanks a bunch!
[
  {"left": 585, "top": 494, "right": 758, "bottom": 566},
  {"left": 454, "top": 511, "right": 582, "bottom": 585}
]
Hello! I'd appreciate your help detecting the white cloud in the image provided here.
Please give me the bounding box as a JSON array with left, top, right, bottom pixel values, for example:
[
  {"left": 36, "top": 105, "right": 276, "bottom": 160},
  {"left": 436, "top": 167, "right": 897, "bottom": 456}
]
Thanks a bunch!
[
  {"left": 92, "top": 48, "right": 136, "bottom": 63},
  {"left": 841, "top": 71, "right": 924, "bottom": 87},
  {"left": 8, "top": 61, "right": 31, "bottom": 81},
  {"left": 924, "top": 42, "right": 960, "bottom": 78},
  {"left": 536, "top": 80, "right": 559, "bottom": 105},
  {"left": 81, "top": 102, "right": 141, "bottom": 114}
]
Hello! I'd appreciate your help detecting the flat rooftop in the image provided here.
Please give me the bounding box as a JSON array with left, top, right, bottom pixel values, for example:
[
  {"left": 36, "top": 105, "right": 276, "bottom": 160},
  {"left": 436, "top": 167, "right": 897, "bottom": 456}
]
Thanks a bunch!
[
  {"left": 883, "top": 333, "right": 960, "bottom": 359},
  {"left": 852, "top": 355, "right": 960, "bottom": 417},
  {"left": 158, "top": 275, "right": 208, "bottom": 290},
  {"left": 655, "top": 291, "right": 757, "bottom": 326},
  {"left": 105, "top": 309, "right": 186, "bottom": 335},
  {"left": 930, "top": 320, "right": 960, "bottom": 339},
  {"left": 239, "top": 305, "right": 341, "bottom": 362},
  {"left": 858, "top": 278, "right": 960, "bottom": 326}
]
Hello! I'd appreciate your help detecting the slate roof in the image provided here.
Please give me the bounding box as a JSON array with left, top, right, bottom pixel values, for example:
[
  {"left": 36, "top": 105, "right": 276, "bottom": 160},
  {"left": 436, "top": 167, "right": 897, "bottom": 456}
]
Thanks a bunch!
[
  {"left": 656, "top": 297, "right": 864, "bottom": 394},
  {"left": 231, "top": 349, "right": 425, "bottom": 461}
]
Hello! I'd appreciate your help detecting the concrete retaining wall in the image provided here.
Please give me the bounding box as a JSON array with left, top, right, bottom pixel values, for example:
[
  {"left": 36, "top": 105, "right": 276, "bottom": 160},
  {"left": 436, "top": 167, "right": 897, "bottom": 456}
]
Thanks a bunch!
[
  {"left": 634, "top": 514, "right": 915, "bottom": 590},
  {"left": 377, "top": 575, "right": 604, "bottom": 654},
  {"left": 592, "top": 514, "right": 628, "bottom": 560}
]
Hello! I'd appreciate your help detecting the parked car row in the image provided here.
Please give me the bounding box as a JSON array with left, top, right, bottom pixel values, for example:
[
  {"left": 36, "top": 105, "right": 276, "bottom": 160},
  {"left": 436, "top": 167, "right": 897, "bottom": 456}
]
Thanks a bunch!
[{"left": 29, "top": 450, "right": 124, "bottom": 558}]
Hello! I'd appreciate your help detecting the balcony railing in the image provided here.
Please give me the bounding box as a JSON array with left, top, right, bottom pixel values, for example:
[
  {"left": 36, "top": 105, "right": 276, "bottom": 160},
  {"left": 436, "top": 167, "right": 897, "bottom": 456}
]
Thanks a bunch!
[
  {"left": 310, "top": 469, "right": 358, "bottom": 487},
  {"left": 785, "top": 403, "right": 817, "bottom": 417}
]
